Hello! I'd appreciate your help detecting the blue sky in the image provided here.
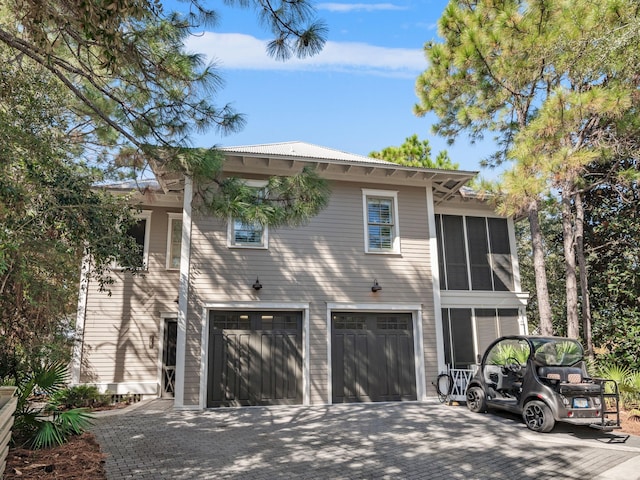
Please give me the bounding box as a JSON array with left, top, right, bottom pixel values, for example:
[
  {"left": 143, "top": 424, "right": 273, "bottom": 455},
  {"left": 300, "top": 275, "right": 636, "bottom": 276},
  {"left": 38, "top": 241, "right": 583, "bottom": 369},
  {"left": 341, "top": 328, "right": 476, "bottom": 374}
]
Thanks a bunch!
[{"left": 169, "top": 1, "right": 497, "bottom": 173}]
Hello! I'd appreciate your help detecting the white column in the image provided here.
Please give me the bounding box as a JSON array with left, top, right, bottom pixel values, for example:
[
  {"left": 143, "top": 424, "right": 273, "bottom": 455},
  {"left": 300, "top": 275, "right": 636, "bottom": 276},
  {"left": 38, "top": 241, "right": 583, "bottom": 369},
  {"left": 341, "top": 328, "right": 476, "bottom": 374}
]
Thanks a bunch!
[
  {"left": 71, "top": 254, "right": 90, "bottom": 385},
  {"left": 426, "top": 185, "right": 446, "bottom": 377},
  {"left": 174, "top": 176, "right": 193, "bottom": 408}
]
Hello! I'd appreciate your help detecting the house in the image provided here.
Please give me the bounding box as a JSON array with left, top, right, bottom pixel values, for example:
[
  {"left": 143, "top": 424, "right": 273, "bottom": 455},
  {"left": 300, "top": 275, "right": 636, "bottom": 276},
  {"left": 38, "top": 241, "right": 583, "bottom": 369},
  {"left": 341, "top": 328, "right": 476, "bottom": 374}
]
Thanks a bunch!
[{"left": 71, "top": 141, "right": 529, "bottom": 409}]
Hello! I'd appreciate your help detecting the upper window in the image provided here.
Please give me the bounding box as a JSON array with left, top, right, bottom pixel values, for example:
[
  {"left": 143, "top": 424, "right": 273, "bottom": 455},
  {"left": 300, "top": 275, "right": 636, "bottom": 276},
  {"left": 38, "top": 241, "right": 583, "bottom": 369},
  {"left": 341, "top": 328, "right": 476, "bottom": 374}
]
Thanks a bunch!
[
  {"left": 126, "top": 210, "right": 151, "bottom": 269},
  {"left": 166, "top": 213, "right": 182, "bottom": 270},
  {"left": 436, "top": 214, "right": 514, "bottom": 291},
  {"left": 362, "top": 189, "right": 400, "bottom": 254},
  {"left": 228, "top": 180, "right": 268, "bottom": 249}
]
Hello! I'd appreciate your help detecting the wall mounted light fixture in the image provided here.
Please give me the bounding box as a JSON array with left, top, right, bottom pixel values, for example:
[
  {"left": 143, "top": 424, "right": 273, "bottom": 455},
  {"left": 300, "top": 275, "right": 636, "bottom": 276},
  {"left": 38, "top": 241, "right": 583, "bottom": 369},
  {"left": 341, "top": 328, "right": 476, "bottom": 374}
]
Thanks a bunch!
[
  {"left": 252, "top": 277, "right": 263, "bottom": 290},
  {"left": 371, "top": 279, "right": 382, "bottom": 292}
]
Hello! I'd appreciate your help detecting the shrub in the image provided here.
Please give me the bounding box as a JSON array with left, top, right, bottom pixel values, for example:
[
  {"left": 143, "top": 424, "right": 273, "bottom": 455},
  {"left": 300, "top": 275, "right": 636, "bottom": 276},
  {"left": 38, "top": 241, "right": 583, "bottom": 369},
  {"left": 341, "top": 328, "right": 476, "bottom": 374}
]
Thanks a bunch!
[
  {"left": 595, "top": 361, "right": 640, "bottom": 410},
  {"left": 10, "top": 362, "right": 93, "bottom": 449},
  {"left": 53, "top": 384, "right": 111, "bottom": 409}
]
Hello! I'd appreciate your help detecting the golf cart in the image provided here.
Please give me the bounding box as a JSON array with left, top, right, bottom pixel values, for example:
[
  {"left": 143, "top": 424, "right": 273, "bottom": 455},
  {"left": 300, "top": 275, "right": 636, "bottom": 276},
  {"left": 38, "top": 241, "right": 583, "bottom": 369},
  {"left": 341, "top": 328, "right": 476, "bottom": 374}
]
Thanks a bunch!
[{"left": 465, "top": 335, "right": 620, "bottom": 433}]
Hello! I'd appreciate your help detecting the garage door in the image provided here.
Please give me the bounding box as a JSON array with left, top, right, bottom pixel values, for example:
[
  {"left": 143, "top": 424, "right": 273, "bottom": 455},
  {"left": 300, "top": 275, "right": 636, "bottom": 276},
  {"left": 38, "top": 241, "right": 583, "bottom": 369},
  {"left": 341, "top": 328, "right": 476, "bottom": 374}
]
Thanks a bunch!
[
  {"left": 331, "top": 312, "right": 417, "bottom": 403},
  {"left": 207, "top": 311, "right": 302, "bottom": 407}
]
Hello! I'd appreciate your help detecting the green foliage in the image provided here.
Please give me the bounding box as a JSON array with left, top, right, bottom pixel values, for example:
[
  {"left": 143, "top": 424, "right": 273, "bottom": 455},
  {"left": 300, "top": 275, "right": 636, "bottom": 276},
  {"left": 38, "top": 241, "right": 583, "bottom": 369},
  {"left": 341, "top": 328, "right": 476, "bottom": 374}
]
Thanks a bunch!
[
  {"left": 369, "top": 134, "right": 458, "bottom": 169},
  {"left": 52, "top": 385, "right": 111, "bottom": 410},
  {"left": 9, "top": 363, "right": 93, "bottom": 449},
  {"left": 0, "top": 46, "right": 142, "bottom": 379},
  {"left": 0, "top": 0, "right": 330, "bottom": 380},
  {"left": 417, "top": 0, "right": 640, "bottom": 340},
  {"left": 0, "top": 0, "right": 326, "bottom": 179},
  {"left": 584, "top": 158, "right": 640, "bottom": 371},
  {"left": 202, "top": 166, "right": 331, "bottom": 228},
  {"left": 532, "top": 339, "right": 583, "bottom": 366},
  {"left": 555, "top": 341, "right": 581, "bottom": 360},
  {"left": 514, "top": 202, "right": 567, "bottom": 335},
  {"left": 0, "top": 1, "right": 330, "bottom": 384},
  {"left": 594, "top": 362, "right": 640, "bottom": 409},
  {"left": 488, "top": 343, "right": 530, "bottom": 366}
]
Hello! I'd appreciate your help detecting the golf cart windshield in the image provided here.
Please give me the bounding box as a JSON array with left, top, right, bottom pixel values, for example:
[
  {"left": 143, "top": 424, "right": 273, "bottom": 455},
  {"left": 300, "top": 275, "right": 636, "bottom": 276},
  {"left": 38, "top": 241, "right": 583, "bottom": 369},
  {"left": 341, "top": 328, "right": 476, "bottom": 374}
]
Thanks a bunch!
[{"left": 531, "top": 338, "right": 583, "bottom": 366}]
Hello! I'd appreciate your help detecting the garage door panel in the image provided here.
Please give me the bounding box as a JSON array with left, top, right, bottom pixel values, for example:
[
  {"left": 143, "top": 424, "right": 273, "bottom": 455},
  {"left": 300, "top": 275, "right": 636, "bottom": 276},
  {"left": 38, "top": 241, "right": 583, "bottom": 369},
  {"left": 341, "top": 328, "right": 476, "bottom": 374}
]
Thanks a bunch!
[
  {"left": 383, "top": 334, "right": 399, "bottom": 397},
  {"left": 343, "top": 334, "right": 356, "bottom": 400},
  {"left": 207, "top": 312, "right": 302, "bottom": 407},
  {"left": 208, "top": 332, "right": 225, "bottom": 403},
  {"left": 238, "top": 333, "right": 252, "bottom": 402},
  {"left": 398, "top": 334, "right": 416, "bottom": 397},
  {"left": 332, "top": 313, "right": 416, "bottom": 403},
  {"left": 259, "top": 333, "right": 273, "bottom": 401},
  {"left": 332, "top": 334, "right": 345, "bottom": 399},
  {"left": 356, "top": 334, "right": 370, "bottom": 399},
  {"left": 333, "top": 332, "right": 373, "bottom": 402},
  {"left": 259, "top": 332, "right": 298, "bottom": 401}
]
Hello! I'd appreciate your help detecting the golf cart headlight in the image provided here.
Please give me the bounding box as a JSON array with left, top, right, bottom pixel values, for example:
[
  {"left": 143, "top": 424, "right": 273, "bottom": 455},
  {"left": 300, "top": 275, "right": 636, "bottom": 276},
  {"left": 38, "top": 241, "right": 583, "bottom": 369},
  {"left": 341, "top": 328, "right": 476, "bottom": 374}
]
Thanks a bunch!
[
  {"left": 594, "top": 396, "right": 601, "bottom": 406},
  {"left": 561, "top": 395, "right": 570, "bottom": 406}
]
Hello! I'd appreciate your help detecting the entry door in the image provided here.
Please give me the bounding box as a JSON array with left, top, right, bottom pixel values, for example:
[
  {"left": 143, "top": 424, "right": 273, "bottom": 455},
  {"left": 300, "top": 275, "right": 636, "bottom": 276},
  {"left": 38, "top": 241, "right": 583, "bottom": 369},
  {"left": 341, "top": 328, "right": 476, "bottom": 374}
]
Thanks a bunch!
[
  {"left": 207, "top": 311, "right": 302, "bottom": 407},
  {"left": 332, "top": 312, "right": 417, "bottom": 403},
  {"left": 162, "top": 319, "right": 177, "bottom": 398}
]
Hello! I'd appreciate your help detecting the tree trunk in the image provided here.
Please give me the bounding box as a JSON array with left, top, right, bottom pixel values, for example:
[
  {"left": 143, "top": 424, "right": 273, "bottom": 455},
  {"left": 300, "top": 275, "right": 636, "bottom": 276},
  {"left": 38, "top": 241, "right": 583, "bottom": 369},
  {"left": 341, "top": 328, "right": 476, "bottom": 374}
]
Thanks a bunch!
[
  {"left": 528, "top": 200, "right": 554, "bottom": 335},
  {"left": 561, "top": 187, "right": 580, "bottom": 339},
  {"left": 574, "top": 191, "right": 593, "bottom": 357}
]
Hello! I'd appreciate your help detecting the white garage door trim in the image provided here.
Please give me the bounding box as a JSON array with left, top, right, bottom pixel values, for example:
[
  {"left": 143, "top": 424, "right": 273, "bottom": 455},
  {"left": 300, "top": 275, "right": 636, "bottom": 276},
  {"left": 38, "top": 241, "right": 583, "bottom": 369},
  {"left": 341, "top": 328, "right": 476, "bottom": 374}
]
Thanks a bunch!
[
  {"left": 200, "top": 302, "right": 310, "bottom": 409},
  {"left": 326, "top": 303, "right": 426, "bottom": 404}
]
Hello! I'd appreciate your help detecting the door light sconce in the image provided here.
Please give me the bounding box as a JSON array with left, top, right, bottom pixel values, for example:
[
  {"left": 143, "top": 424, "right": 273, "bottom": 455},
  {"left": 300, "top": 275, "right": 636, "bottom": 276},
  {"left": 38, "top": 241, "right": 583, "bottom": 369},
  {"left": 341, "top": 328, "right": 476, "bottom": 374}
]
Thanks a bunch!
[
  {"left": 252, "top": 277, "right": 263, "bottom": 290},
  {"left": 371, "top": 279, "right": 382, "bottom": 292}
]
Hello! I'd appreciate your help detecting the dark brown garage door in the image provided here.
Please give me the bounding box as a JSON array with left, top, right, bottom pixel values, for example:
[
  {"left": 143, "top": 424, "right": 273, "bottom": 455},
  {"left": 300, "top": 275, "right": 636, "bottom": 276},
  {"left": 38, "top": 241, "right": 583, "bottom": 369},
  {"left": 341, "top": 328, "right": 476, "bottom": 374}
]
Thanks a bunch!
[
  {"left": 207, "top": 311, "right": 302, "bottom": 407},
  {"left": 332, "top": 312, "right": 417, "bottom": 403}
]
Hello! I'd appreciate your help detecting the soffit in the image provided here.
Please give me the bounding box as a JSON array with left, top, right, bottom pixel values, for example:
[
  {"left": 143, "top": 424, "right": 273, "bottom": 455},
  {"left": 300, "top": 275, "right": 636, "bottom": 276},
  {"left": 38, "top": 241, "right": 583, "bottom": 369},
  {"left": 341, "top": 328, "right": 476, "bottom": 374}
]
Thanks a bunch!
[
  {"left": 102, "top": 181, "right": 183, "bottom": 207},
  {"left": 150, "top": 142, "right": 478, "bottom": 204},
  {"left": 220, "top": 152, "right": 476, "bottom": 204}
]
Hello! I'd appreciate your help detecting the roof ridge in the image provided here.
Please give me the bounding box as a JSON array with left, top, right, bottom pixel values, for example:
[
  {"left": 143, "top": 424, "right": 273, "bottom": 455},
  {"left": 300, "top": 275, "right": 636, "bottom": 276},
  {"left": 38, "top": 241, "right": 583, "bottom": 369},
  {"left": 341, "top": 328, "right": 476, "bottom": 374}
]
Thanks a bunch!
[{"left": 219, "top": 140, "right": 397, "bottom": 165}]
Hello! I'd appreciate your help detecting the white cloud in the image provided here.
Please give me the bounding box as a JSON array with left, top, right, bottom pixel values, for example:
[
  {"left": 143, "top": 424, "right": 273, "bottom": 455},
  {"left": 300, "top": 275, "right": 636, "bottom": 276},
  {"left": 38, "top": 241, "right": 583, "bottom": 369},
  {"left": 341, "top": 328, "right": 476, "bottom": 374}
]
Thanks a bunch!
[
  {"left": 185, "top": 32, "right": 425, "bottom": 77},
  {"left": 317, "top": 3, "right": 407, "bottom": 12}
]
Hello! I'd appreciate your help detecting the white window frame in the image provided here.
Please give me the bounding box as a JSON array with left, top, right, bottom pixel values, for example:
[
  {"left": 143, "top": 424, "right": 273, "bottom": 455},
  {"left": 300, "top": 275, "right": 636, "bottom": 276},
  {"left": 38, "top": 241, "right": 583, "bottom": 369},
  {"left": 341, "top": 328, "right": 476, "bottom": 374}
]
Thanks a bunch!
[
  {"left": 227, "top": 179, "right": 269, "bottom": 249},
  {"left": 115, "top": 210, "right": 151, "bottom": 270},
  {"left": 362, "top": 188, "right": 400, "bottom": 254},
  {"left": 166, "top": 212, "right": 183, "bottom": 270},
  {"left": 136, "top": 210, "right": 152, "bottom": 269}
]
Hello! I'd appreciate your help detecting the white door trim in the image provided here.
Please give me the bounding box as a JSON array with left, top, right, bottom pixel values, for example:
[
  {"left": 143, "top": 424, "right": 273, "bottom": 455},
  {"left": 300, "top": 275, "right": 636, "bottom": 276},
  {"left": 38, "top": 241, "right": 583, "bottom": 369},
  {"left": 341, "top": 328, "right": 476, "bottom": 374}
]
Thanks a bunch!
[
  {"left": 326, "top": 302, "right": 425, "bottom": 404},
  {"left": 199, "top": 301, "right": 310, "bottom": 409}
]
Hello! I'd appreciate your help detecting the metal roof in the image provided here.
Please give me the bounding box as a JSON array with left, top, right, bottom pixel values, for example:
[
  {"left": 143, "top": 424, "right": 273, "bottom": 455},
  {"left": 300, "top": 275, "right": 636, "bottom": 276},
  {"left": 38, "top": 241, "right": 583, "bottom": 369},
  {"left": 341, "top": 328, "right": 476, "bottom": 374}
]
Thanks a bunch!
[{"left": 219, "top": 141, "right": 395, "bottom": 166}]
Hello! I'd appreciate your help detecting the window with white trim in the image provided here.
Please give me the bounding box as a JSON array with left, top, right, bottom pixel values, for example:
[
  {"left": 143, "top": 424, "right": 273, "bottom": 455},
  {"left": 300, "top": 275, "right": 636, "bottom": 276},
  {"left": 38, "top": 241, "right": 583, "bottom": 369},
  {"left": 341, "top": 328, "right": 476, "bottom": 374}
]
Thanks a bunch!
[
  {"left": 126, "top": 210, "right": 151, "bottom": 269},
  {"left": 166, "top": 213, "right": 182, "bottom": 270},
  {"left": 362, "top": 189, "right": 400, "bottom": 254},
  {"left": 228, "top": 180, "right": 268, "bottom": 249}
]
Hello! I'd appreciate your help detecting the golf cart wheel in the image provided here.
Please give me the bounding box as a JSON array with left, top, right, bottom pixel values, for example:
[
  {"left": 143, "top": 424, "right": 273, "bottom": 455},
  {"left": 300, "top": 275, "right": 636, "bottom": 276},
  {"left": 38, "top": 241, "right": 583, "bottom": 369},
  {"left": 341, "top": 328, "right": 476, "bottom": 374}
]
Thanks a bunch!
[
  {"left": 466, "top": 386, "right": 487, "bottom": 413},
  {"left": 523, "top": 400, "right": 555, "bottom": 433}
]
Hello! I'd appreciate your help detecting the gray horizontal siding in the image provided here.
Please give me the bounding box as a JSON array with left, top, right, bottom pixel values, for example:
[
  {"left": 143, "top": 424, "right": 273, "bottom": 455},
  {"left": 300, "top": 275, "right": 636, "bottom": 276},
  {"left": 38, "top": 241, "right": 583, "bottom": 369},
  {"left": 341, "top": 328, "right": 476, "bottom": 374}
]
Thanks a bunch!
[
  {"left": 183, "top": 181, "right": 437, "bottom": 405},
  {"left": 189, "top": 182, "right": 432, "bottom": 302},
  {"left": 81, "top": 207, "right": 181, "bottom": 392}
]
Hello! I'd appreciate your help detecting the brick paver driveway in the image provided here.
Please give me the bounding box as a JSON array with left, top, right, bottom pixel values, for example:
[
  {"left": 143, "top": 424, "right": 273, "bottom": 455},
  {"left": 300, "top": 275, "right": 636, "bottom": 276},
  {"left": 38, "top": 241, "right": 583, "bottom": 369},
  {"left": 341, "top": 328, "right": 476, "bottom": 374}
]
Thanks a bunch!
[{"left": 92, "top": 400, "right": 640, "bottom": 479}]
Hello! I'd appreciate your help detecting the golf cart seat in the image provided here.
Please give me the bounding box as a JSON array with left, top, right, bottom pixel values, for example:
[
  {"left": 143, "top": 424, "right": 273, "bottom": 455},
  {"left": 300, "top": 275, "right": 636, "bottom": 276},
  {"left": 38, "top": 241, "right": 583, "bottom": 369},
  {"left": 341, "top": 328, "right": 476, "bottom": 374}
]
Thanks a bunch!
[{"left": 537, "top": 366, "right": 584, "bottom": 383}]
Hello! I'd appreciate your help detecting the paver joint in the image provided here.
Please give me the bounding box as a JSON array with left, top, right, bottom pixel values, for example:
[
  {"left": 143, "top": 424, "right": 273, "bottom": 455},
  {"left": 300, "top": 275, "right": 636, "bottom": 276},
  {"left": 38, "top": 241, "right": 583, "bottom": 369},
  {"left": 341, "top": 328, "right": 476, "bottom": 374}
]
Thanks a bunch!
[{"left": 92, "top": 399, "right": 640, "bottom": 480}]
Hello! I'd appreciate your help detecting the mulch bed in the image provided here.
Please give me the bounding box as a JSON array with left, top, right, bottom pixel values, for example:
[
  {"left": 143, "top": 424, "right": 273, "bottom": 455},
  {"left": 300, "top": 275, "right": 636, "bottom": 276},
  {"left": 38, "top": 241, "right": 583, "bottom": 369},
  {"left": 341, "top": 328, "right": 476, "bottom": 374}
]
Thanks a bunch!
[
  {"left": 620, "top": 410, "right": 640, "bottom": 436},
  {"left": 4, "top": 432, "right": 106, "bottom": 480}
]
